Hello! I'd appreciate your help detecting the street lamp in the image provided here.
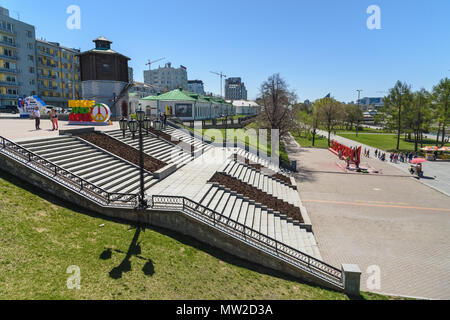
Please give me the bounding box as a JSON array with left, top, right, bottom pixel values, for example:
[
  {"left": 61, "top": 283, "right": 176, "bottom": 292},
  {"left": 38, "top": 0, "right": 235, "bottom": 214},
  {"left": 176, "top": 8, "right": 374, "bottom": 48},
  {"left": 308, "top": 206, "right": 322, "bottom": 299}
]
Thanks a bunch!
[
  {"left": 356, "top": 89, "right": 363, "bottom": 137},
  {"left": 119, "top": 103, "right": 148, "bottom": 210}
]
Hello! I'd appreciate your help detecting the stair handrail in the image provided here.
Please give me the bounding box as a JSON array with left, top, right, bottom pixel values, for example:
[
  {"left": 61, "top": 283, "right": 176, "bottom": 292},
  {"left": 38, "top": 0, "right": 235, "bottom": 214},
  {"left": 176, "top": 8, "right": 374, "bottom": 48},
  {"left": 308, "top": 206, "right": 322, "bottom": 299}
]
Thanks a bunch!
[
  {"left": 151, "top": 194, "right": 343, "bottom": 287},
  {"left": 0, "top": 136, "right": 139, "bottom": 207}
]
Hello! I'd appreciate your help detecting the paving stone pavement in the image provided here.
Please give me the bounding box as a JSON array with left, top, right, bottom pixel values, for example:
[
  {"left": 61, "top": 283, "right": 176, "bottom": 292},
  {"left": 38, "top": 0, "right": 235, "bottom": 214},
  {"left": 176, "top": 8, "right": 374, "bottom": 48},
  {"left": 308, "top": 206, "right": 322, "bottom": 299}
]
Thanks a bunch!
[
  {"left": 315, "top": 129, "right": 450, "bottom": 197},
  {"left": 285, "top": 134, "right": 450, "bottom": 300}
]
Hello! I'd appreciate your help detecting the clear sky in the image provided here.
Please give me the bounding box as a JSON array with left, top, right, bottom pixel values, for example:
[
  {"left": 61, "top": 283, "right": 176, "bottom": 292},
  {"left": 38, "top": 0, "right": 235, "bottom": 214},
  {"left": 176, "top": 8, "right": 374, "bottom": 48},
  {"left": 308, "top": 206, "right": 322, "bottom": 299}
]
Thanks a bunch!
[{"left": 2, "top": 0, "right": 449, "bottom": 102}]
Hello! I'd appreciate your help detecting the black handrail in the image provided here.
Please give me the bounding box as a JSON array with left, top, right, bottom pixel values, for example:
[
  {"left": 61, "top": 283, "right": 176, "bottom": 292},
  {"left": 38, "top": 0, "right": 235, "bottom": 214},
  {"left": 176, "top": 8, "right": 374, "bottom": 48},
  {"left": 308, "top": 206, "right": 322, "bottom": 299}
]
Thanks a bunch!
[
  {"left": 151, "top": 194, "right": 343, "bottom": 287},
  {"left": 0, "top": 136, "right": 139, "bottom": 207}
]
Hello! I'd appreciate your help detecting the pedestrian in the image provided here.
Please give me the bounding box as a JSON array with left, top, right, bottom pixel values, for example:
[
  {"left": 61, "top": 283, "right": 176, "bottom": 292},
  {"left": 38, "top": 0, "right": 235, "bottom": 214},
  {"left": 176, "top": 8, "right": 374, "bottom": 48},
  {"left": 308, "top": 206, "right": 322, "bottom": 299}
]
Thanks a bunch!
[
  {"left": 390, "top": 153, "right": 394, "bottom": 162},
  {"left": 163, "top": 113, "right": 167, "bottom": 130},
  {"left": 50, "top": 109, "right": 59, "bottom": 131},
  {"left": 409, "top": 152, "right": 413, "bottom": 163},
  {"left": 367, "top": 150, "right": 370, "bottom": 158},
  {"left": 32, "top": 107, "right": 41, "bottom": 131},
  {"left": 394, "top": 153, "right": 398, "bottom": 164}
]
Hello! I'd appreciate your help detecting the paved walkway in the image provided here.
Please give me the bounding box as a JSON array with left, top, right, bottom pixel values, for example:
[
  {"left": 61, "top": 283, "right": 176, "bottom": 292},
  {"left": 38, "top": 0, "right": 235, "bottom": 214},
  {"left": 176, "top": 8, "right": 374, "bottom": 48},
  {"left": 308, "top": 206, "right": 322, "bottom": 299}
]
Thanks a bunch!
[
  {"left": 0, "top": 118, "right": 120, "bottom": 142},
  {"left": 284, "top": 134, "right": 450, "bottom": 300},
  {"left": 315, "top": 129, "right": 450, "bottom": 197}
]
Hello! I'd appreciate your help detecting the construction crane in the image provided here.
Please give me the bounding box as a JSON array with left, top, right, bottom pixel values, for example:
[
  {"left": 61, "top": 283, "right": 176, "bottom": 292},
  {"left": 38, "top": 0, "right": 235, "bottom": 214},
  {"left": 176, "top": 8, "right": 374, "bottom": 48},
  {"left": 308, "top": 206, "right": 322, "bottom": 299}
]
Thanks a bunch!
[
  {"left": 210, "top": 71, "right": 227, "bottom": 98},
  {"left": 146, "top": 58, "right": 166, "bottom": 71}
]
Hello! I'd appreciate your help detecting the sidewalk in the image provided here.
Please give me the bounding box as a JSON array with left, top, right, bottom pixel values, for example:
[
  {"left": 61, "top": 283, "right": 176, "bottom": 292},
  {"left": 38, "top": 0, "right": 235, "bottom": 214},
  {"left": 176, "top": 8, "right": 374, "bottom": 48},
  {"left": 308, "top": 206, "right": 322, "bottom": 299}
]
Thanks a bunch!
[{"left": 315, "top": 129, "right": 450, "bottom": 197}]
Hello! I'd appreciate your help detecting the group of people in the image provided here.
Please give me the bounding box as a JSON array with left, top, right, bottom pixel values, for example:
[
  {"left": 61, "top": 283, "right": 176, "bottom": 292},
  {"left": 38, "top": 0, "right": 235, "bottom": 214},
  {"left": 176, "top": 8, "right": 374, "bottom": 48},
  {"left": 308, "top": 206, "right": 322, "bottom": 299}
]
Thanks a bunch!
[{"left": 31, "top": 107, "right": 59, "bottom": 131}]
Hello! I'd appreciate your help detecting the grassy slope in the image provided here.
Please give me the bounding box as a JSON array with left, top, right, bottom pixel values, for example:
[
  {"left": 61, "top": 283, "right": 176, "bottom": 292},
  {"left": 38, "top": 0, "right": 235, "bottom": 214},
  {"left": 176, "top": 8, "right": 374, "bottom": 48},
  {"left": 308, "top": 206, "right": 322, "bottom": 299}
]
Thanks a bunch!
[
  {"left": 0, "top": 171, "right": 402, "bottom": 300},
  {"left": 337, "top": 133, "right": 450, "bottom": 153},
  {"left": 290, "top": 132, "right": 330, "bottom": 149}
]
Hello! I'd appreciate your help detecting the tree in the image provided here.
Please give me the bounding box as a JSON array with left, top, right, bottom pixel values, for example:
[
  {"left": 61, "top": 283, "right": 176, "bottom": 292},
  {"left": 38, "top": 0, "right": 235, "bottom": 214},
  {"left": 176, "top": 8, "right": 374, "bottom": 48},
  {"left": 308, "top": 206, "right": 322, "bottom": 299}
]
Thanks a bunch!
[
  {"left": 383, "top": 81, "right": 412, "bottom": 150},
  {"left": 433, "top": 78, "right": 450, "bottom": 146},
  {"left": 315, "top": 97, "right": 343, "bottom": 147},
  {"left": 405, "top": 89, "right": 432, "bottom": 151},
  {"left": 258, "top": 73, "right": 297, "bottom": 137},
  {"left": 343, "top": 104, "right": 363, "bottom": 132}
]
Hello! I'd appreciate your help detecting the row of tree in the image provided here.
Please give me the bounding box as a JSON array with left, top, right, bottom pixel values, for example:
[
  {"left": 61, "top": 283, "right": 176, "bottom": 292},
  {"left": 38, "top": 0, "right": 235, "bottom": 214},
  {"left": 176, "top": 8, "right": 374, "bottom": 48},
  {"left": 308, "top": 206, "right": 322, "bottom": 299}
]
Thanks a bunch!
[
  {"left": 378, "top": 79, "right": 450, "bottom": 151},
  {"left": 255, "top": 74, "right": 449, "bottom": 152}
]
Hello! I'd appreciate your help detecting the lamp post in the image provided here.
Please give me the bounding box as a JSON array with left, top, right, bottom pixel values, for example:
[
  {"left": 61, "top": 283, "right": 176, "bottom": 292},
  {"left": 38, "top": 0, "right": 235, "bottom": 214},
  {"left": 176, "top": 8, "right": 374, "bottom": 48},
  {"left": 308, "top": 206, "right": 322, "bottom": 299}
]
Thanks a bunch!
[
  {"left": 119, "top": 103, "right": 151, "bottom": 210},
  {"left": 356, "top": 90, "right": 363, "bottom": 137}
]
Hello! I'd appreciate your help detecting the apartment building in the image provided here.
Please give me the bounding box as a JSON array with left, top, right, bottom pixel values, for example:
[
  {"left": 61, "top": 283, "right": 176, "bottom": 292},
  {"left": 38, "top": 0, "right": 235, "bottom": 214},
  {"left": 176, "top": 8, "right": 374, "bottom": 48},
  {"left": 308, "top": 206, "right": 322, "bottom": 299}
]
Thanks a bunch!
[
  {"left": 188, "top": 80, "right": 205, "bottom": 95},
  {"left": 225, "top": 77, "right": 247, "bottom": 101},
  {"left": 144, "top": 62, "right": 188, "bottom": 91},
  {"left": 35, "top": 39, "right": 81, "bottom": 107},
  {"left": 0, "top": 7, "right": 37, "bottom": 106}
]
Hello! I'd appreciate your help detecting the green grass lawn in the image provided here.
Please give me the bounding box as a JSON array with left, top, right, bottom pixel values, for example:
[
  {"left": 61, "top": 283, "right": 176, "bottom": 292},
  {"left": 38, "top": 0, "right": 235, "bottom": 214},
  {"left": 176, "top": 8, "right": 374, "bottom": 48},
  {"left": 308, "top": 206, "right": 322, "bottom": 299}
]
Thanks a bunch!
[
  {"left": 181, "top": 125, "right": 290, "bottom": 163},
  {"left": 337, "top": 133, "right": 450, "bottom": 153},
  {"left": 291, "top": 132, "right": 330, "bottom": 149}
]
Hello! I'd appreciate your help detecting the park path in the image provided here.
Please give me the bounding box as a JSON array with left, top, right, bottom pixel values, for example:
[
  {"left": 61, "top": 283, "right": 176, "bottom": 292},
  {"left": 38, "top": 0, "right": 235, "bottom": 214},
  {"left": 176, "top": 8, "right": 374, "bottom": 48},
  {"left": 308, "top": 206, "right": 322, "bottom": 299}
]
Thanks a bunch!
[{"left": 314, "top": 129, "right": 450, "bottom": 197}]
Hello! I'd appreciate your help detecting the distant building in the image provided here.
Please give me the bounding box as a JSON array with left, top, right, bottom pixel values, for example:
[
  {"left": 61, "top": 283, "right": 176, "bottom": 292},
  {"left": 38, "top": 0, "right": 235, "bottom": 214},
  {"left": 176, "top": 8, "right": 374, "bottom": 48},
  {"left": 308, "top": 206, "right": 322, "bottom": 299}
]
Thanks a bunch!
[
  {"left": 128, "top": 67, "right": 133, "bottom": 83},
  {"left": 35, "top": 39, "right": 81, "bottom": 108},
  {"left": 127, "top": 81, "right": 159, "bottom": 114},
  {"left": 357, "top": 97, "right": 384, "bottom": 111},
  {"left": 188, "top": 80, "right": 205, "bottom": 95},
  {"left": 229, "top": 100, "right": 260, "bottom": 116},
  {"left": 144, "top": 62, "right": 188, "bottom": 91},
  {"left": 77, "top": 36, "right": 131, "bottom": 118},
  {"left": 225, "top": 77, "right": 247, "bottom": 101},
  {"left": 0, "top": 6, "right": 37, "bottom": 106}
]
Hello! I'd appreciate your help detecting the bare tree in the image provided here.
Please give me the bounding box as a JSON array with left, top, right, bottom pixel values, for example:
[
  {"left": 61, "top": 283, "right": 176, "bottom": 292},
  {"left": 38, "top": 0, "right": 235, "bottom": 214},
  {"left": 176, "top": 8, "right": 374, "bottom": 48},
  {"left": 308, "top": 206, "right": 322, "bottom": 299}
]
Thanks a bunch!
[{"left": 258, "top": 73, "right": 297, "bottom": 137}]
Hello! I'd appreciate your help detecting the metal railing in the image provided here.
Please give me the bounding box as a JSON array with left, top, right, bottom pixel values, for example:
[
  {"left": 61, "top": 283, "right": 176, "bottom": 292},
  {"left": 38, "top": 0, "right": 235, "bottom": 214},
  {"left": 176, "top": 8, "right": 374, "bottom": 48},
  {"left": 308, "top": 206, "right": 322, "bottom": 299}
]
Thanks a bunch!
[
  {"left": 151, "top": 194, "right": 344, "bottom": 288},
  {"left": 0, "top": 136, "right": 139, "bottom": 208}
]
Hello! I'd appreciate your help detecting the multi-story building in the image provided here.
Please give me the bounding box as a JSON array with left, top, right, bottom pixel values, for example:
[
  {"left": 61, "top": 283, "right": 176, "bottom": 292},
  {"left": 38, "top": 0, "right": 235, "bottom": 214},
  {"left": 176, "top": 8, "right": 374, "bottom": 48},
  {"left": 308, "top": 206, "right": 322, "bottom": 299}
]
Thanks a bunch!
[
  {"left": 35, "top": 39, "right": 81, "bottom": 108},
  {"left": 144, "top": 62, "right": 188, "bottom": 91},
  {"left": 188, "top": 80, "right": 205, "bottom": 95},
  {"left": 0, "top": 6, "right": 37, "bottom": 106},
  {"left": 357, "top": 97, "right": 384, "bottom": 111},
  {"left": 225, "top": 77, "right": 247, "bottom": 101}
]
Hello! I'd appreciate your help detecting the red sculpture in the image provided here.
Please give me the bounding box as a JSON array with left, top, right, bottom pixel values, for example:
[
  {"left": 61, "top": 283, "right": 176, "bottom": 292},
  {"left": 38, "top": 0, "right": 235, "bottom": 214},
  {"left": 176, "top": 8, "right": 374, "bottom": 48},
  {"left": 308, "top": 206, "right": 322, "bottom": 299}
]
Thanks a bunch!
[{"left": 330, "top": 140, "right": 361, "bottom": 167}]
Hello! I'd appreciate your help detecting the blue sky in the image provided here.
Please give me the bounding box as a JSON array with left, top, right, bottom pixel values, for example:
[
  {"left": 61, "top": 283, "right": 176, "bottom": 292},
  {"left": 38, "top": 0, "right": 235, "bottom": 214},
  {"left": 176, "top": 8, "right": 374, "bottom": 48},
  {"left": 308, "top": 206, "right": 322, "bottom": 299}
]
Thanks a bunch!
[{"left": 2, "top": 0, "right": 449, "bottom": 102}]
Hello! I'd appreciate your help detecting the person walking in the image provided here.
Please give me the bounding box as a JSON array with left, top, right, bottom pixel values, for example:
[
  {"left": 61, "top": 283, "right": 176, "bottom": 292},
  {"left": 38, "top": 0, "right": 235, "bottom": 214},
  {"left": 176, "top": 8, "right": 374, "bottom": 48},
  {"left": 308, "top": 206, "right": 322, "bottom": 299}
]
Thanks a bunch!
[
  {"left": 50, "top": 109, "right": 59, "bottom": 131},
  {"left": 409, "top": 152, "right": 413, "bottom": 163},
  {"left": 163, "top": 113, "right": 167, "bottom": 130},
  {"left": 32, "top": 107, "right": 41, "bottom": 131}
]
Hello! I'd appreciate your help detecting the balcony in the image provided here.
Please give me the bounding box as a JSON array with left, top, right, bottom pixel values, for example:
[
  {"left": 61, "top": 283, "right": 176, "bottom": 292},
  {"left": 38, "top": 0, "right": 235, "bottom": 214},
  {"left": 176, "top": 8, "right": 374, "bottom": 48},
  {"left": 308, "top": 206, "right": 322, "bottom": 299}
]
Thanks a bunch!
[
  {"left": 0, "top": 93, "right": 19, "bottom": 99},
  {"left": 0, "top": 81, "right": 19, "bottom": 86},
  {"left": 0, "top": 26, "right": 17, "bottom": 36},
  {"left": 38, "top": 74, "right": 57, "bottom": 80},
  {"left": 0, "top": 68, "right": 18, "bottom": 74},
  {"left": 38, "top": 61, "right": 57, "bottom": 68},
  {"left": 38, "top": 51, "right": 57, "bottom": 59},
  {"left": 0, "top": 40, "right": 18, "bottom": 48},
  {"left": 0, "top": 54, "right": 18, "bottom": 61}
]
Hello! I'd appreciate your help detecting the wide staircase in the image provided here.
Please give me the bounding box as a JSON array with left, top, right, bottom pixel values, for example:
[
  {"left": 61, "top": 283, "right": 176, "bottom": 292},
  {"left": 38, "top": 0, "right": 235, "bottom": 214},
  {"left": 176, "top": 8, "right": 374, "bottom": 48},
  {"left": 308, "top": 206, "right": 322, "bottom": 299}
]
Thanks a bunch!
[
  {"left": 18, "top": 136, "right": 158, "bottom": 195},
  {"left": 193, "top": 181, "right": 321, "bottom": 260},
  {"left": 163, "top": 126, "right": 214, "bottom": 154},
  {"left": 222, "top": 160, "right": 299, "bottom": 207},
  {"left": 104, "top": 130, "right": 193, "bottom": 168}
]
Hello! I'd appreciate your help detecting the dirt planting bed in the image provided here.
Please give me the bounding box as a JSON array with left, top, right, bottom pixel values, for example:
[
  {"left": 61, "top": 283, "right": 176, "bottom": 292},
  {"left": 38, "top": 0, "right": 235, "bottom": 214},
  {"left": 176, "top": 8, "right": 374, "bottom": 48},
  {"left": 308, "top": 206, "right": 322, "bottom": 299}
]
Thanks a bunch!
[
  {"left": 232, "top": 154, "right": 292, "bottom": 185},
  {"left": 209, "top": 172, "right": 304, "bottom": 223},
  {"left": 76, "top": 132, "right": 167, "bottom": 173}
]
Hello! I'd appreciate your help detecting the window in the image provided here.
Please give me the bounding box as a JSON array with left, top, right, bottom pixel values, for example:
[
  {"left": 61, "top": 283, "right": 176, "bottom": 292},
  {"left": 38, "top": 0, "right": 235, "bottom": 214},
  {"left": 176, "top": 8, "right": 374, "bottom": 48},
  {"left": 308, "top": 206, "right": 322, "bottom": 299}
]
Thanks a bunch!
[
  {"left": 102, "top": 64, "right": 110, "bottom": 73},
  {"left": 27, "top": 43, "right": 33, "bottom": 49},
  {"left": 26, "top": 30, "right": 32, "bottom": 38},
  {"left": 29, "top": 67, "right": 35, "bottom": 73},
  {"left": 28, "top": 55, "right": 34, "bottom": 61}
]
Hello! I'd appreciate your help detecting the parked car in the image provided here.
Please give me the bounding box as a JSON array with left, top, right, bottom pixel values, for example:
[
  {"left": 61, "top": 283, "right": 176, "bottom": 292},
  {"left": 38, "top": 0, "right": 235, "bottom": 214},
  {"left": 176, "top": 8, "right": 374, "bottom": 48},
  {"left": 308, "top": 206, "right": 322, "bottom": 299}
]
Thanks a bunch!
[{"left": 0, "top": 105, "right": 20, "bottom": 114}]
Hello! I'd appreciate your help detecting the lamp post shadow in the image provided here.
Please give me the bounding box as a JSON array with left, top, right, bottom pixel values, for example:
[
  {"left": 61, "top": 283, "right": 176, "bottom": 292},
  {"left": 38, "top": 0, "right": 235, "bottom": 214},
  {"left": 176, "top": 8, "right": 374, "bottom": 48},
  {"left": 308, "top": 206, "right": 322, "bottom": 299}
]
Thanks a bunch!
[{"left": 100, "top": 226, "right": 155, "bottom": 280}]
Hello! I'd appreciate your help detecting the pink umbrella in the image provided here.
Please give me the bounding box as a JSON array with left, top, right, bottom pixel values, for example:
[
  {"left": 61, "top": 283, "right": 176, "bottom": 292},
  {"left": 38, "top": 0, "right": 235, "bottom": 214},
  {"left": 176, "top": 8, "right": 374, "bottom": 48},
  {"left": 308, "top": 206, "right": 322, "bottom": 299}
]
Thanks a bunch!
[{"left": 411, "top": 158, "right": 427, "bottom": 164}]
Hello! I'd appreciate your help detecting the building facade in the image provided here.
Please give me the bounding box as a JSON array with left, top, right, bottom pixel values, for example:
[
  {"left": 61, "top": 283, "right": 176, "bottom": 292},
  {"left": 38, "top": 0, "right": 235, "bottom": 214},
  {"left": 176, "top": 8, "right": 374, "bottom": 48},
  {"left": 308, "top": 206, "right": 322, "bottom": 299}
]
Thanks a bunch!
[
  {"left": 188, "top": 80, "right": 205, "bottom": 95},
  {"left": 78, "top": 36, "right": 130, "bottom": 118},
  {"left": 144, "top": 62, "right": 188, "bottom": 91},
  {"left": 225, "top": 77, "right": 247, "bottom": 101},
  {"left": 357, "top": 97, "right": 384, "bottom": 111},
  {"left": 35, "top": 39, "right": 81, "bottom": 108},
  {"left": 0, "top": 7, "right": 37, "bottom": 106},
  {"left": 230, "top": 100, "right": 260, "bottom": 116}
]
